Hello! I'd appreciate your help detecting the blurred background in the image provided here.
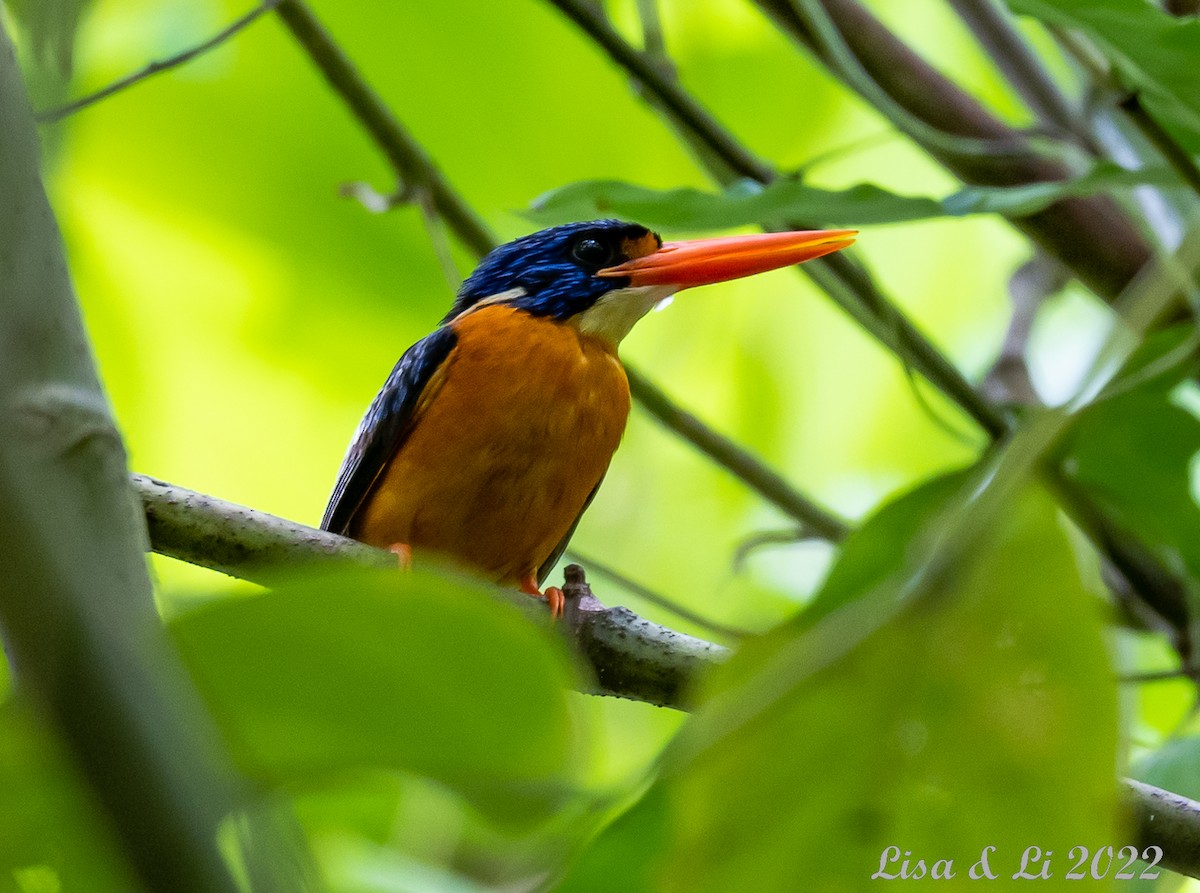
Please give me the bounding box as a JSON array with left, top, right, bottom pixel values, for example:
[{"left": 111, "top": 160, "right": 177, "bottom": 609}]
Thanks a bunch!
[{"left": 11, "top": 0, "right": 1195, "bottom": 888}]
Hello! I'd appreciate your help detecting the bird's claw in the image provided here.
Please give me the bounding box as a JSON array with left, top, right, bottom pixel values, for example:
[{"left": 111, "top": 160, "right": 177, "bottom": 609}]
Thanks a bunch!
[
  {"left": 520, "top": 574, "right": 564, "bottom": 620},
  {"left": 387, "top": 543, "right": 413, "bottom": 570}
]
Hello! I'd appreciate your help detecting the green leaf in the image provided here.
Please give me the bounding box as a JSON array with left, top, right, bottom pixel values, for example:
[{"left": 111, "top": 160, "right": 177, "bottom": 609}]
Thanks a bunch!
[
  {"left": 1133, "top": 737, "right": 1200, "bottom": 802},
  {"left": 801, "top": 470, "right": 970, "bottom": 627},
  {"left": 944, "top": 164, "right": 1178, "bottom": 217},
  {"left": 1007, "top": 0, "right": 1200, "bottom": 149},
  {"left": 4, "top": 0, "right": 92, "bottom": 75},
  {"left": 1104, "top": 325, "right": 1200, "bottom": 398},
  {"left": 528, "top": 178, "right": 943, "bottom": 230},
  {"left": 1062, "top": 390, "right": 1200, "bottom": 584},
  {"left": 555, "top": 787, "right": 671, "bottom": 893},
  {"left": 527, "top": 164, "right": 1175, "bottom": 233},
  {"left": 646, "top": 488, "right": 1117, "bottom": 891},
  {"left": 169, "top": 566, "right": 585, "bottom": 827}
]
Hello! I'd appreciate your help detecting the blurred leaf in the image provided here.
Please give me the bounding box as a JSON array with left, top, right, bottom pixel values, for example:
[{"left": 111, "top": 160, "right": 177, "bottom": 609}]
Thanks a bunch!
[
  {"left": 1008, "top": 0, "right": 1200, "bottom": 148},
  {"left": 4, "top": 0, "right": 91, "bottom": 75},
  {"left": 1104, "top": 325, "right": 1200, "bottom": 397},
  {"left": 528, "top": 178, "right": 941, "bottom": 229},
  {"left": 528, "top": 164, "right": 1174, "bottom": 232},
  {"left": 0, "top": 703, "right": 135, "bottom": 892},
  {"left": 1133, "top": 737, "right": 1200, "bottom": 801},
  {"left": 645, "top": 487, "right": 1116, "bottom": 891},
  {"left": 943, "top": 164, "right": 1177, "bottom": 216},
  {"left": 1062, "top": 390, "right": 1200, "bottom": 583},
  {"left": 800, "top": 470, "right": 970, "bottom": 628},
  {"left": 555, "top": 787, "right": 670, "bottom": 893},
  {"left": 170, "top": 566, "right": 585, "bottom": 827}
]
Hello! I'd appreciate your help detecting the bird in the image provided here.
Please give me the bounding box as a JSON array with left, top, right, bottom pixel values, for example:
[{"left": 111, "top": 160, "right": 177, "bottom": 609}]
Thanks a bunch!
[{"left": 321, "top": 219, "right": 856, "bottom": 616}]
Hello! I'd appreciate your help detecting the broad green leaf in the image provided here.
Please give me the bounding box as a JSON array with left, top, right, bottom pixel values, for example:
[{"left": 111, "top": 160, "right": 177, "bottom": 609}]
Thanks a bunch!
[
  {"left": 527, "top": 165, "right": 1175, "bottom": 233},
  {"left": 0, "top": 703, "right": 136, "bottom": 893},
  {"left": 1008, "top": 0, "right": 1200, "bottom": 149},
  {"left": 650, "top": 488, "right": 1116, "bottom": 891},
  {"left": 170, "top": 566, "right": 585, "bottom": 827},
  {"left": 1061, "top": 390, "right": 1200, "bottom": 583}
]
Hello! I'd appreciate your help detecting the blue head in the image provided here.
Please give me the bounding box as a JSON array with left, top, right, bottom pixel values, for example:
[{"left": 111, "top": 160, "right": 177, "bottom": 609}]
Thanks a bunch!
[{"left": 443, "top": 220, "right": 663, "bottom": 326}]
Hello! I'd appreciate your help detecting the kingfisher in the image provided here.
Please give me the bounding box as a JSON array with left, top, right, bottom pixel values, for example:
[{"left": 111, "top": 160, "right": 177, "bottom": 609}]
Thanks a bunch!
[{"left": 321, "top": 220, "right": 855, "bottom": 616}]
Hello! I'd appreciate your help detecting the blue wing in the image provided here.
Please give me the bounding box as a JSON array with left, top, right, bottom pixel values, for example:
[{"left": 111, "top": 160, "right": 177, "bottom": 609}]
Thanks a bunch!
[{"left": 321, "top": 326, "right": 458, "bottom": 535}]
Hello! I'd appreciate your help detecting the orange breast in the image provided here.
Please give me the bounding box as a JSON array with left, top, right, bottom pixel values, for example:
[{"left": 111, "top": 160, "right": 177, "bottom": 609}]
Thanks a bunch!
[{"left": 351, "top": 305, "right": 631, "bottom": 584}]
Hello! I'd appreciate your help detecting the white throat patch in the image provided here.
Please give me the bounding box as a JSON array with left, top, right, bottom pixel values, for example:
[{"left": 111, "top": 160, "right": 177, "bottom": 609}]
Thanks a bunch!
[{"left": 574, "top": 285, "right": 677, "bottom": 345}]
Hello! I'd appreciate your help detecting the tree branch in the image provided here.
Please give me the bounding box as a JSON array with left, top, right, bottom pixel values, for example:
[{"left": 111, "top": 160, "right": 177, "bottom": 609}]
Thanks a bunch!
[
  {"left": 1119, "top": 92, "right": 1200, "bottom": 201},
  {"left": 134, "top": 477, "right": 1200, "bottom": 877},
  {"left": 134, "top": 474, "right": 728, "bottom": 708},
  {"left": 1125, "top": 779, "right": 1200, "bottom": 880}
]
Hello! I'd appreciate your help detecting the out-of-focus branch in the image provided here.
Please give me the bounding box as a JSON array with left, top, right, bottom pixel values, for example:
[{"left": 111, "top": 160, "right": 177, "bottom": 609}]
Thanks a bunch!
[
  {"left": 947, "top": 0, "right": 1102, "bottom": 153},
  {"left": 274, "top": 0, "right": 496, "bottom": 259},
  {"left": 0, "top": 25, "right": 282, "bottom": 893},
  {"left": 625, "top": 369, "right": 851, "bottom": 541},
  {"left": 37, "top": 0, "right": 280, "bottom": 123},
  {"left": 546, "top": 0, "right": 1007, "bottom": 440},
  {"left": 753, "top": 0, "right": 1153, "bottom": 303},
  {"left": 272, "top": 0, "right": 844, "bottom": 536},
  {"left": 134, "top": 474, "right": 727, "bottom": 708}
]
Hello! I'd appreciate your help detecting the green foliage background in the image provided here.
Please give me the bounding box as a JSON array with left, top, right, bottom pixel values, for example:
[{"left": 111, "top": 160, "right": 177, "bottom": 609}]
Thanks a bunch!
[{"left": 3, "top": 0, "right": 1200, "bottom": 890}]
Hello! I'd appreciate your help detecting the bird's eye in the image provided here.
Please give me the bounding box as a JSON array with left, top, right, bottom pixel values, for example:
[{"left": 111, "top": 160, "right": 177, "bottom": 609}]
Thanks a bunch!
[{"left": 571, "top": 238, "right": 611, "bottom": 267}]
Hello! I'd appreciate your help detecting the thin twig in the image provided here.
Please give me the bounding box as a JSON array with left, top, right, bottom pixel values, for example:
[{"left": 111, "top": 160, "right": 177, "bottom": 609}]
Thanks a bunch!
[
  {"left": 625, "top": 368, "right": 852, "bottom": 540},
  {"left": 567, "top": 548, "right": 752, "bottom": 641},
  {"left": 37, "top": 0, "right": 281, "bottom": 123},
  {"left": 733, "top": 527, "right": 811, "bottom": 570},
  {"left": 271, "top": 0, "right": 844, "bottom": 535},
  {"left": 134, "top": 474, "right": 727, "bottom": 707},
  {"left": 981, "top": 252, "right": 1069, "bottom": 403},
  {"left": 790, "top": 0, "right": 1035, "bottom": 160}
]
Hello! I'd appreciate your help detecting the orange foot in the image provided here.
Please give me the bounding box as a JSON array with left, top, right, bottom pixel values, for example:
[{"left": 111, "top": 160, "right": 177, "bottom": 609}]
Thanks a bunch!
[
  {"left": 520, "top": 573, "right": 564, "bottom": 620},
  {"left": 387, "top": 542, "right": 412, "bottom": 570}
]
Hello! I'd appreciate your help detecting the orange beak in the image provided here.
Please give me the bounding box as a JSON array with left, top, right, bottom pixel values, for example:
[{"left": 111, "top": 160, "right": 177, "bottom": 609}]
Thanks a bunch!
[{"left": 596, "top": 229, "right": 857, "bottom": 289}]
